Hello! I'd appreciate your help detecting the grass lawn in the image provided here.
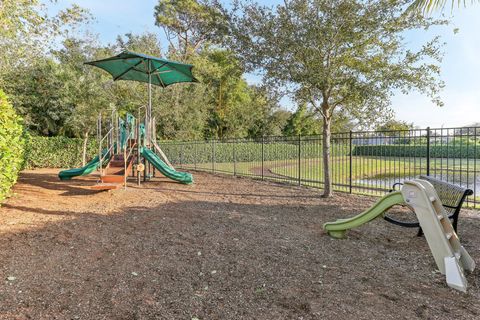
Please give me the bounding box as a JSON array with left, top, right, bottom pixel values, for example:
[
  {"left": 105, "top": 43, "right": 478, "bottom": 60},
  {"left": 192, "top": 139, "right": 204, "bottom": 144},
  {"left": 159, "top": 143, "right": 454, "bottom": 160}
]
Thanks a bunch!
[
  {"left": 179, "top": 156, "right": 478, "bottom": 181},
  {"left": 176, "top": 156, "right": 480, "bottom": 203}
]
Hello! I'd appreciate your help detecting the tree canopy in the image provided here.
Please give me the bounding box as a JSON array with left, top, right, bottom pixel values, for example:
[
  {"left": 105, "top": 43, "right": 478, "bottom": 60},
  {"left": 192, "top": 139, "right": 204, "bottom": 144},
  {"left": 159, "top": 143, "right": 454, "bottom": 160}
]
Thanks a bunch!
[
  {"left": 228, "top": 0, "right": 448, "bottom": 196},
  {"left": 0, "top": 0, "right": 451, "bottom": 192}
]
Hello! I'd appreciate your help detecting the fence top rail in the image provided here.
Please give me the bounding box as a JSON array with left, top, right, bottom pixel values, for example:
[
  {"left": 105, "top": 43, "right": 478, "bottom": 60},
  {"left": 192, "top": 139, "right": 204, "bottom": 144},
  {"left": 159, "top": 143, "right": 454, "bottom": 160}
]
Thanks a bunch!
[{"left": 157, "top": 126, "right": 480, "bottom": 145}]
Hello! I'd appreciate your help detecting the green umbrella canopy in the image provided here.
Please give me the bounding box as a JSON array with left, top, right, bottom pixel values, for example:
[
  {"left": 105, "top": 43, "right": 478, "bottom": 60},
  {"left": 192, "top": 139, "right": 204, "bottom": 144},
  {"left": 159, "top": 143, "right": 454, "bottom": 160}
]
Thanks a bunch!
[{"left": 85, "top": 50, "right": 198, "bottom": 87}]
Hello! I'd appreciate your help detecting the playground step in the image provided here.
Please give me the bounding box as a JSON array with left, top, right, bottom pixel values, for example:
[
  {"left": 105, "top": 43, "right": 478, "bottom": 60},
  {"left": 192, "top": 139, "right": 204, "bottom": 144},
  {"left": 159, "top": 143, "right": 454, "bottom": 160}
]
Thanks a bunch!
[
  {"left": 109, "top": 160, "right": 126, "bottom": 167},
  {"left": 108, "top": 155, "right": 135, "bottom": 168},
  {"left": 90, "top": 183, "right": 121, "bottom": 191},
  {"left": 101, "top": 174, "right": 125, "bottom": 183},
  {"left": 113, "top": 154, "right": 126, "bottom": 160},
  {"left": 105, "top": 166, "right": 125, "bottom": 175}
]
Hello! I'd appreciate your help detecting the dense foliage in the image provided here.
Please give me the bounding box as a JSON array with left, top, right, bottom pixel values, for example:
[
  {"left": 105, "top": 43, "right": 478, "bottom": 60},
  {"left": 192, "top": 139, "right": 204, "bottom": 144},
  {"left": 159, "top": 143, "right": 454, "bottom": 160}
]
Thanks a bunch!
[
  {"left": 161, "top": 138, "right": 350, "bottom": 164},
  {"left": 1, "top": 0, "right": 361, "bottom": 145},
  {"left": 24, "top": 136, "right": 98, "bottom": 169},
  {"left": 0, "top": 90, "right": 25, "bottom": 202},
  {"left": 353, "top": 144, "right": 480, "bottom": 159}
]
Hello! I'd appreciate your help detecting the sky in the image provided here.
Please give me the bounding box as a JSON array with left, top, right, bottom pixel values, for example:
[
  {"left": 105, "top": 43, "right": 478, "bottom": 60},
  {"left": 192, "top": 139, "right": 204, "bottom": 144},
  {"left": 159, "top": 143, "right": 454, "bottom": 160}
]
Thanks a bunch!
[{"left": 48, "top": 0, "right": 480, "bottom": 129}]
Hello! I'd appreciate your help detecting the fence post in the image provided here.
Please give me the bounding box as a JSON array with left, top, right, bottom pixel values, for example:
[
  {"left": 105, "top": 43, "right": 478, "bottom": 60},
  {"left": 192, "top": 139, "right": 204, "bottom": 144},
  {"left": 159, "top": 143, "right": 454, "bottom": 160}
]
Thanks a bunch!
[
  {"left": 194, "top": 141, "right": 197, "bottom": 171},
  {"left": 261, "top": 136, "right": 265, "bottom": 180},
  {"left": 349, "top": 130, "right": 353, "bottom": 194},
  {"left": 212, "top": 139, "right": 215, "bottom": 174},
  {"left": 426, "top": 127, "right": 431, "bottom": 176},
  {"left": 233, "top": 138, "right": 237, "bottom": 176},
  {"left": 298, "top": 134, "right": 301, "bottom": 186}
]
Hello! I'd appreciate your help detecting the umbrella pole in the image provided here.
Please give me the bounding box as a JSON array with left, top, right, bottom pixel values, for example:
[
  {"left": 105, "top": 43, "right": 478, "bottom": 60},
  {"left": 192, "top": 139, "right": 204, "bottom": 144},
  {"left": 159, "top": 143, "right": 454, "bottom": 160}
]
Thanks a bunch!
[
  {"left": 148, "top": 67, "right": 152, "bottom": 145},
  {"left": 147, "top": 60, "right": 152, "bottom": 180}
]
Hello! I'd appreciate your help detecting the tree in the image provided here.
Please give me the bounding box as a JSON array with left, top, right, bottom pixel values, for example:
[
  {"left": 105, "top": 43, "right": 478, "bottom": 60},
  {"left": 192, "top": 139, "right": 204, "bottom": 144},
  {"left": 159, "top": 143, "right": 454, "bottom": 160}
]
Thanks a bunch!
[
  {"left": 376, "top": 120, "right": 413, "bottom": 132},
  {"left": 3, "top": 58, "right": 72, "bottom": 136},
  {"left": 229, "top": 0, "right": 447, "bottom": 197},
  {"left": 154, "top": 0, "right": 227, "bottom": 59},
  {"left": 200, "top": 49, "right": 279, "bottom": 139},
  {"left": 246, "top": 88, "right": 286, "bottom": 138},
  {"left": 283, "top": 104, "right": 321, "bottom": 136},
  {"left": 153, "top": 1, "right": 278, "bottom": 140},
  {"left": 54, "top": 37, "right": 111, "bottom": 165},
  {"left": 0, "top": 0, "right": 90, "bottom": 86}
]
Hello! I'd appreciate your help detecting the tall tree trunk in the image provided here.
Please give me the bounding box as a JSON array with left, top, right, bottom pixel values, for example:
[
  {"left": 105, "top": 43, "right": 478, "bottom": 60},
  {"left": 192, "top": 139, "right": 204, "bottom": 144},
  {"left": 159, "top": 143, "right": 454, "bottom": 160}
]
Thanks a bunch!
[
  {"left": 82, "top": 131, "right": 89, "bottom": 167},
  {"left": 322, "top": 106, "right": 332, "bottom": 198}
]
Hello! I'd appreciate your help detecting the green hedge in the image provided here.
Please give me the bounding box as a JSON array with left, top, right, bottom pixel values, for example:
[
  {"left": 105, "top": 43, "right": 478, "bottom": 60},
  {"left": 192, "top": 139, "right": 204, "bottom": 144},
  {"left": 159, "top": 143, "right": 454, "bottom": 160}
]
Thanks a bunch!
[
  {"left": 352, "top": 145, "right": 480, "bottom": 159},
  {"left": 161, "top": 139, "right": 349, "bottom": 164},
  {"left": 24, "top": 136, "right": 98, "bottom": 169},
  {"left": 0, "top": 90, "right": 26, "bottom": 202}
]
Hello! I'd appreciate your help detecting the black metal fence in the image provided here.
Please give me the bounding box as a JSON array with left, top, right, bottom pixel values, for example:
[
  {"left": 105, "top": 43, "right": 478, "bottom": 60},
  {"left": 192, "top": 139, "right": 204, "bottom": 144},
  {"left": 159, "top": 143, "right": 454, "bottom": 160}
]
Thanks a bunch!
[{"left": 160, "top": 126, "right": 480, "bottom": 208}]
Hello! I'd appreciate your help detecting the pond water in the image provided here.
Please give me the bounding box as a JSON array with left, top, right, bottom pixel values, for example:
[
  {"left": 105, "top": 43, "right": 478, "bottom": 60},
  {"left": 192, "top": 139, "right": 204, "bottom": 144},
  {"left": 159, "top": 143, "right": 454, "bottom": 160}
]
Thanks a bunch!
[{"left": 355, "top": 174, "right": 480, "bottom": 195}]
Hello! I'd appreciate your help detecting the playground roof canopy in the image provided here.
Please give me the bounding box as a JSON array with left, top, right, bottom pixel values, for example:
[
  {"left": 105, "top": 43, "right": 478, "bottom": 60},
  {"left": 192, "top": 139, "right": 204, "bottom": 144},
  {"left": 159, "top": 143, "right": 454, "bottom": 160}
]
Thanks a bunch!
[{"left": 85, "top": 50, "right": 198, "bottom": 87}]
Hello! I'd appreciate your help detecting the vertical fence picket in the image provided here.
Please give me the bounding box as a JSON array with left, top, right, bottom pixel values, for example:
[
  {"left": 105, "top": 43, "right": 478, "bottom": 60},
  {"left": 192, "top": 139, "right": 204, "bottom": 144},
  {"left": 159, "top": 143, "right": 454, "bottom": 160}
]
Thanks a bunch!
[
  {"left": 233, "top": 138, "right": 237, "bottom": 177},
  {"left": 261, "top": 136, "right": 265, "bottom": 181},
  {"left": 212, "top": 139, "right": 215, "bottom": 174},
  {"left": 298, "top": 134, "right": 301, "bottom": 186},
  {"left": 426, "top": 127, "right": 431, "bottom": 176},
  {"left": 349, "top": 130, "right": 353, "bottom": 194}
]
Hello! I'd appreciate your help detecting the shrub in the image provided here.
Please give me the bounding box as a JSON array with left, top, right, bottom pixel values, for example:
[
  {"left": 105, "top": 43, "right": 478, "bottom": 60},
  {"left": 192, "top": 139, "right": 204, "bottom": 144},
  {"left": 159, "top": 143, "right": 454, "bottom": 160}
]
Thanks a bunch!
[
  {"left": 352, "top": 145, "right": 480, "bottom": 159},
  {"left": 24, "top": 136, "right": 98, "bottom": 169},
  {"left": 161, "top": 138, "right": 349, "bottom": 164},
  {"left": 0, "top": 90, "right": 25, "bottom": 202}
]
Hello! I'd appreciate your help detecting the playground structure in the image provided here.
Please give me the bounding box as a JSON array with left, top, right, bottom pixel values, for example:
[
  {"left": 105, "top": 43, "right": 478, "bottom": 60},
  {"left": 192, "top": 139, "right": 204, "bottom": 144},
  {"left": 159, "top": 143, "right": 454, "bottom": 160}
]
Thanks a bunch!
[
  {"left": 58, "top": 51, "right": 196, "bottom": 189},
  {"left": 58, "top": 109, "right": 193, "bottom": 189},
  {"left": 323, "top": 179, "right": 475, "bottom": 292}
]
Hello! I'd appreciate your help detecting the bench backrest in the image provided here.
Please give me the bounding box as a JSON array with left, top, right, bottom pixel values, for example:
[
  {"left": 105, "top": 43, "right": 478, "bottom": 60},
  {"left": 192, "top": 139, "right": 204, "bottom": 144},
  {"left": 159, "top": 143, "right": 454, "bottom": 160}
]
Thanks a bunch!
[{"left": 419, "top": 175, "right": 473, "bottom": 214}]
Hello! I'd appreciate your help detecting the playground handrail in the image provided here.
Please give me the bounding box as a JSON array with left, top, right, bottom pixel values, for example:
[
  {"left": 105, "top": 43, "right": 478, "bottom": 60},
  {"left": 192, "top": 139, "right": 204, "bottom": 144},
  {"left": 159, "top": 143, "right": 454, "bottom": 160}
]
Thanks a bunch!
[
  {"left": 99, "top": 142, "right": 114, "bottom": 174},
  {"left": 100, "top": 127, "right": 113, "bottom": 144},
  {"left": 98, "top": 127, "right": 115, "bottom": 177},
  {"left": 122, "top": 116, "right": 137, "bottom": 189}
]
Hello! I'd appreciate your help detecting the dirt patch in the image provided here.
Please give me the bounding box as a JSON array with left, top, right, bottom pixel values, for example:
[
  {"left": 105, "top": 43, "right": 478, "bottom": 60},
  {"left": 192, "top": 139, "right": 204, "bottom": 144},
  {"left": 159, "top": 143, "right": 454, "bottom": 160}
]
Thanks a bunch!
[
  {"left": 249, "top": 163, "right": 288, "bottom": 179},
  {"left": 0, "top": 168, "right": 479, "bottom": 319}
]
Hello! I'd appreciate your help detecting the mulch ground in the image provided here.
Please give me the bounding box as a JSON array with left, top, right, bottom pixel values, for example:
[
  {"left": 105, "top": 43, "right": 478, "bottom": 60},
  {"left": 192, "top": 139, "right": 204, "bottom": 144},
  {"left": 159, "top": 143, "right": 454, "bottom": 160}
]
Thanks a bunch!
[{"left": 0, "top": 168, "right": 479, "bottom": 319}]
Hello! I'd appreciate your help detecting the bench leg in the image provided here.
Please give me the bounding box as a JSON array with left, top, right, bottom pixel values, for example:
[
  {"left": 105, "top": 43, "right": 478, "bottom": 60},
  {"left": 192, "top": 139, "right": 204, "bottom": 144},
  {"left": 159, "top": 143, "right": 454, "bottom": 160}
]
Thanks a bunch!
[{"left": 452, "top": 216, "right": 459, "bottom": 233}]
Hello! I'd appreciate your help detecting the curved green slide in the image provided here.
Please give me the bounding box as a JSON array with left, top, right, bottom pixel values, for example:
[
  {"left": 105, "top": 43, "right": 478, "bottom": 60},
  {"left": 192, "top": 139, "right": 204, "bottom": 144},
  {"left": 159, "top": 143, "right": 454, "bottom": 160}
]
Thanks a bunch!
[
  {"left": 141, "top": 147, "right": 193, "bottom": 184},
  {"left": 323, "top": 191, "right": 405, "bottom": 239},
  {"left": 58, "top": 149, "right": 110, "bottom": 180},
  {"left": 58, "top": 155, "right": 101, "bottom": 180}
]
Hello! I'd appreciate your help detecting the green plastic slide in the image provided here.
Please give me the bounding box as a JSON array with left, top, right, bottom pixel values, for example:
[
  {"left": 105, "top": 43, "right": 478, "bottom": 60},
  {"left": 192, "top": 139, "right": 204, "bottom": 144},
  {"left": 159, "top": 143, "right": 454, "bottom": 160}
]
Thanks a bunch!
[
  {"left": 58, "top": 155, "right": 101, "bottom": 181},
  {"left": 58, "top": 149, "right": 110, "bottom": 180},
  {"left": 323, "top": 191, "right": 405, "bottom": 238},
  {"left": 141, "top": 147, "right": 193, "bottom": 184}
]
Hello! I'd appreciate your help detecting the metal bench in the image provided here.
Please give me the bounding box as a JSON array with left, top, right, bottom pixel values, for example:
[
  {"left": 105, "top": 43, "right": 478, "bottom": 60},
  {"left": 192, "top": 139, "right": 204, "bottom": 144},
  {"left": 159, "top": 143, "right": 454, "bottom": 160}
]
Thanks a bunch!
[{"left": 384, "top": 175, "right": 473, "bottom": 236}]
